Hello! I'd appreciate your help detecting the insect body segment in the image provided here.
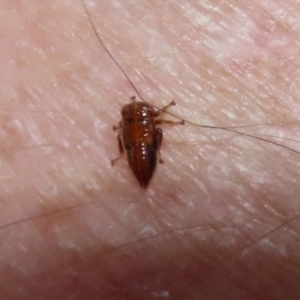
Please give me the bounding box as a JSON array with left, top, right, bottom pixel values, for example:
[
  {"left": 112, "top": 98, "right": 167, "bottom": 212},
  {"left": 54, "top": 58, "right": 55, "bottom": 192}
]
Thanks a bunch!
[{"left": 112, "top": 96, "right": 184, "bottom": 188}]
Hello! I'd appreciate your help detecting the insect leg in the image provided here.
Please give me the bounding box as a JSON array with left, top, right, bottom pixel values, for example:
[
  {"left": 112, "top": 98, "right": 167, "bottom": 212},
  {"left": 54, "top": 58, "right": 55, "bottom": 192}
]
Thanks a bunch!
[
  {"left": 111, "top": 130, "right": 124, "bottom": 166},
  {"left": 154, "top": 101, "right": 185, "bottom": 124},
  {"left": 113, "top": 121, "right": 123, "bottom": 131},
  {"left": 156, "top": 128, "right": 164, "bottom": 163},
  {"left": 154, "top": 100, "right": 176, "bottom": 117}
]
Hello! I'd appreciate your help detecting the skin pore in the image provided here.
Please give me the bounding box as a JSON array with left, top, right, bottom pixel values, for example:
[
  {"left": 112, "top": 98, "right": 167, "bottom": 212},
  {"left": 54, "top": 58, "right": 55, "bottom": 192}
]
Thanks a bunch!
[{"left": 0, "top": 0, "right": 300, "bottom": 299}]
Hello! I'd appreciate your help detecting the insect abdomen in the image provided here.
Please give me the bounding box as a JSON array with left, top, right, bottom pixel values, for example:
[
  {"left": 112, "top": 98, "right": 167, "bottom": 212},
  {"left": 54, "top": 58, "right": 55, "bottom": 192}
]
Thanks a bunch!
[{"left": 127, "top": 144, "right": 157, "bottom": 188}]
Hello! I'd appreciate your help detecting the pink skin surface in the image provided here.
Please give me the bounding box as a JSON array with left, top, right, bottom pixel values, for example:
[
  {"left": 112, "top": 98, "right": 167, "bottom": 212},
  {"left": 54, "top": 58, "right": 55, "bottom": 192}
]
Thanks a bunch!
[{"left": 0, "top": 0, "right": 300, "bottom": 299}]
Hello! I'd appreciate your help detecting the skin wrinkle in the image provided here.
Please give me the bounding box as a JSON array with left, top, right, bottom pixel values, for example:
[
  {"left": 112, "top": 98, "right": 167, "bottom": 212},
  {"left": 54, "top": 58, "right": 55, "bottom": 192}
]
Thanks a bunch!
[{"left": 0, "top": 0, "right": 299, "bottom": 299}]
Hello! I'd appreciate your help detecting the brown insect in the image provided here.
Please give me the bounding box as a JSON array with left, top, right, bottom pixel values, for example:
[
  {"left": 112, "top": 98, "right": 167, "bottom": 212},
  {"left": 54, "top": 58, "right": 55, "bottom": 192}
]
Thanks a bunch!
[{"left": 111, "top": 96, "right": 184, "bottom": 188}]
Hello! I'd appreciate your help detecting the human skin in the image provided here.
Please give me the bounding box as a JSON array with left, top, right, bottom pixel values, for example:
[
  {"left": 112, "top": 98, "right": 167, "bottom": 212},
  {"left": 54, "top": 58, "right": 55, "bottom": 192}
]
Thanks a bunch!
[{"left": 0, "top": 0, "right": 300, "bottom": 299}]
